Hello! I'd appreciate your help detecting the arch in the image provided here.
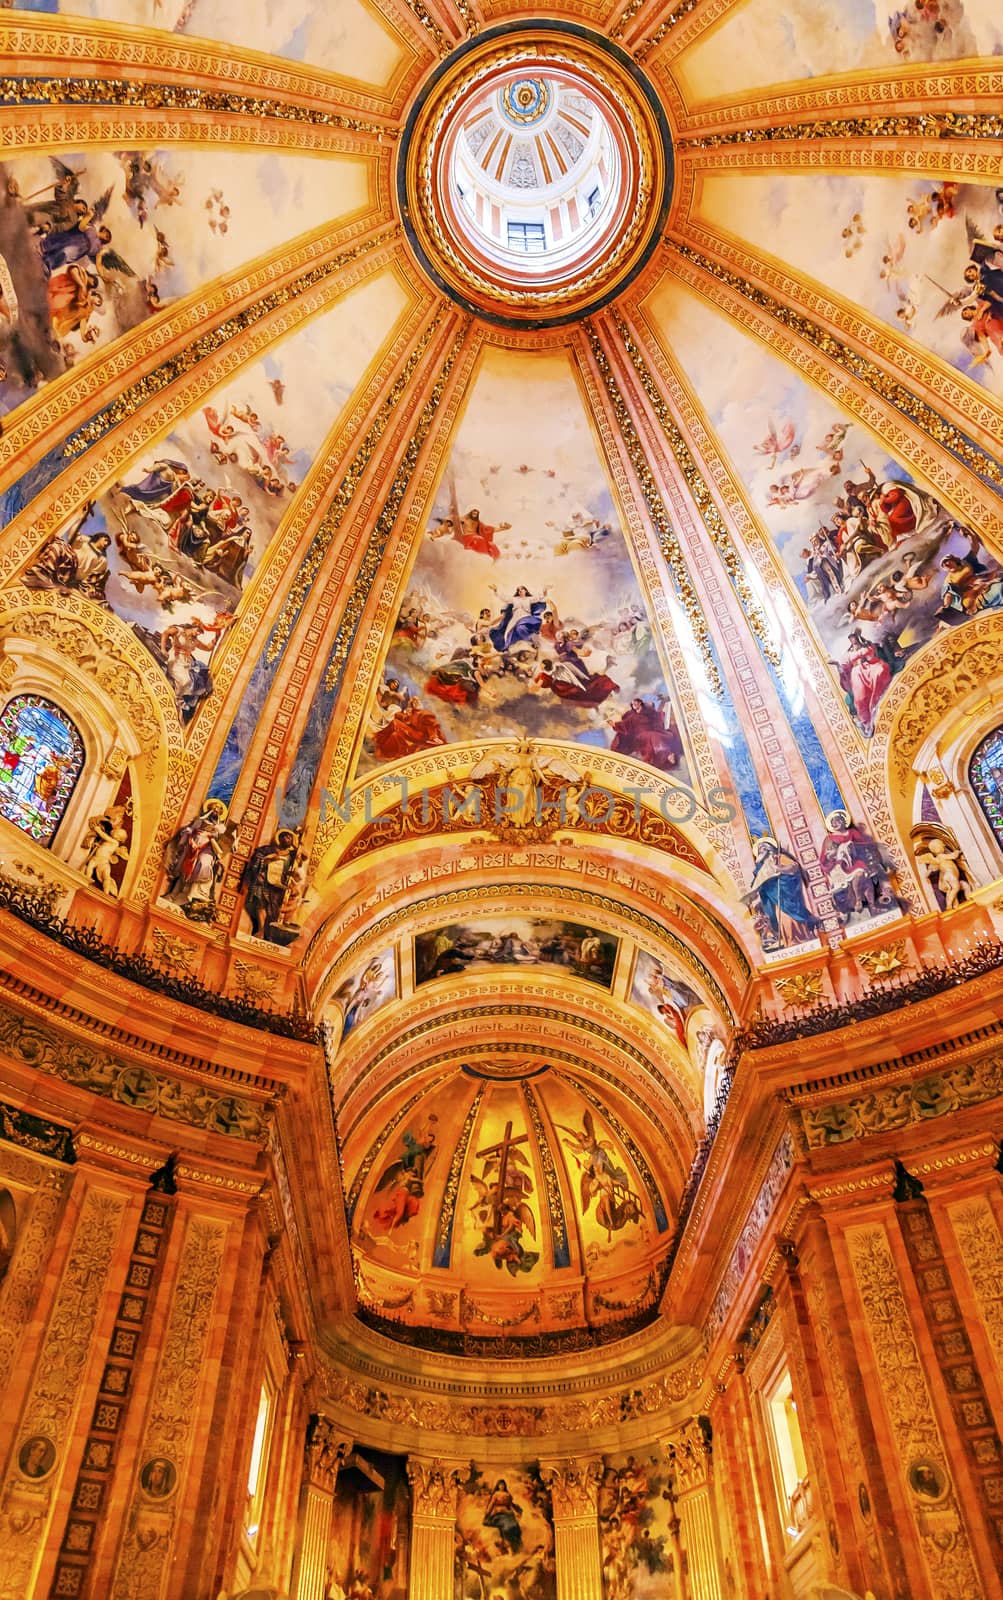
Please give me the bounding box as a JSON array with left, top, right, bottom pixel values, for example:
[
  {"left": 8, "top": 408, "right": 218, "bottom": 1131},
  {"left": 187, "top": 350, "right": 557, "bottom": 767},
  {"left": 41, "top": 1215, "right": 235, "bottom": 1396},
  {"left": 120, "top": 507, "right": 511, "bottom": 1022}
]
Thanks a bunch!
[{"left": 0, "top": 694, "right": 84, "bottom": 846}]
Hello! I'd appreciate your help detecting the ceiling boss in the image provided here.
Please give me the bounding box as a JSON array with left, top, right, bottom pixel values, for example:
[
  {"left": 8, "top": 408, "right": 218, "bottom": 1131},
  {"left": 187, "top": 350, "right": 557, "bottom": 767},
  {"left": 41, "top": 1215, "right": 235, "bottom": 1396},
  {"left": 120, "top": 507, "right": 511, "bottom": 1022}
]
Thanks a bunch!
[{"left": 396, "top": 21, "right": 674, "bottom": 327}]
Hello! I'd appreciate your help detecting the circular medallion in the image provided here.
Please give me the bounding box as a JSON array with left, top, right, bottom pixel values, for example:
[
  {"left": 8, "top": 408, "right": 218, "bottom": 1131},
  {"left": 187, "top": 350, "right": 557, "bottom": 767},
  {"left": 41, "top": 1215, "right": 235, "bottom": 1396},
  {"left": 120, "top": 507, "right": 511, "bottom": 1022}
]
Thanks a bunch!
[{"left": 397, "top": 21, "right": 674, "bottom": 328}]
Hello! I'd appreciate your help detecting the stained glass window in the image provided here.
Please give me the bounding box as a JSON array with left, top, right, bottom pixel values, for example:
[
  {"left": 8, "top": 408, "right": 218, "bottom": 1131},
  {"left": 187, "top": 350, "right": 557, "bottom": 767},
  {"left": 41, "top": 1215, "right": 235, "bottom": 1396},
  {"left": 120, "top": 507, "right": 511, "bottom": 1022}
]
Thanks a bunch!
[
  {"left": 970, "top": 725, "right": 1003, "bottom": 854},
  {"left": 0, "top": 695, "right": 84, "bottom": 845}
]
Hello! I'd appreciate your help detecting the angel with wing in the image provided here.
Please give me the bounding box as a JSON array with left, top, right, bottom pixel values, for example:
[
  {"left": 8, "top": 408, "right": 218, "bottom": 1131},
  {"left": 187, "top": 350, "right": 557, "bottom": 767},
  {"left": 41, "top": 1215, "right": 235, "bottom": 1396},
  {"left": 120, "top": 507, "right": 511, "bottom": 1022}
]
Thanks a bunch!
[
  {"left": 558, "top": 1109, "right": 643, "bottom": 1241},
  {"left": 369, "top": 1115, "right": 439, "bottom": 1233},
  {"left": 752, "top": 417, "right": 799, "bottom": 470}
]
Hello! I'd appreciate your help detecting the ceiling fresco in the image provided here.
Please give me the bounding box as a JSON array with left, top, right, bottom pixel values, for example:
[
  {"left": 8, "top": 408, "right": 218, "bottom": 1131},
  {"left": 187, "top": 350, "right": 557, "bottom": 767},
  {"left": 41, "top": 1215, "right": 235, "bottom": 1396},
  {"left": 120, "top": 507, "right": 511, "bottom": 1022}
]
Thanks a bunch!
[
  {"left": 674, "top": 0, "right": 1003, "bottom": 105},
  {"left": 693, "top": 173, "right": 1003, "bottom": 399},
  {"left": 2, "top": 0, "right": 1003, "bottom": 1360},
  {"left": 0, "top": 148, "right": 373, "bottom": 420},
  {"left": 19, "top": 0, "right": 410, "bottom": 87},
  {"left": 361, "top": 345, "right": 692, "bottom": 780}
]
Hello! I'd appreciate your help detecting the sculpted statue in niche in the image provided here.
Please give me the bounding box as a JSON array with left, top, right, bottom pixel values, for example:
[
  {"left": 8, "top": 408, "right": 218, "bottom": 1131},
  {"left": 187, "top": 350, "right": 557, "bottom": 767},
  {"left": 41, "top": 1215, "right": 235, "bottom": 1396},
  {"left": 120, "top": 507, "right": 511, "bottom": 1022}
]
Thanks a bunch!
[
  {"left": 80, "top": 802, "right": 132, "bottom": 895},
  {"left": 909, "top": 822, "right": 975, "bottom": 910}
]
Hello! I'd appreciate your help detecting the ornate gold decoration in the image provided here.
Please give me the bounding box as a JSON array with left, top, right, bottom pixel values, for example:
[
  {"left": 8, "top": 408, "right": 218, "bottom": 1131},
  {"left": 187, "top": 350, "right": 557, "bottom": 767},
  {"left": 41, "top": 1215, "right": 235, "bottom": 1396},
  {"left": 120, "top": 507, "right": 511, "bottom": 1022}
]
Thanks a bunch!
[
  {"left": 706, "top": 1130, "right": 794, "bottom": 1341},
  {"left": 399, "top": 0, "right": 449, "bottom": 53},
  {"left": 338, "top": 770, "right": 709, "bottom": 867},
  {"left": 0, "top": 14, "right": 419, "bottom": 117},
  {"left": 266, "top": 309, "right": 446, "bottom": 662},
  {"left": 323, "top": 323, "right": 469, "bottom": 692},
  {"left": 584, "top": 323, "right": 722, "bottom": 694},
  {"left": 609, "top": 307, "right": 779, "bottom": 663},
  {"left": 61, "top": 232, "right": 391, "bottom": 460},
  {"left": 0, "top": 1188, "right": 126, "bottom": 1600},
  {"left": 304, "top": 1417, "right": 350, "bottom": 1493},
  {"left": 857, "top": 941, "right": 909, "bottom": 979},
  {"left": 0, "top": 75, "right": 394, "bottom": 137},
  {"left": 539, "top": 1459, "right": 602, "bottom": 1519},
  {"left": 1, "top": 597, "right": 167, "bottom": 763},
  {"left": 0, "top": 860, "right": 68, "bottom": 916},
  {"left": 321, "top": 1350, "right": 704, "bottom": 1438},
  {"left": 775, "top": 971, "right": 824, "bottom": 1008},
  {"left": 879, "top": 621, "right": 1003, "bottom": 781},
  {"left": 0, "top": 1157, "right": 69, "bottom": 1400},
  {"left": 407, "top": 1458, "right": 460, "bottom": 1516},
  {"left": 846, "top": 1224, "right": 980, "bottom": 1596},
  {"left": 667, "top": 239, "right": 1003, "bottom": 500},
  {"left": 150, "top": 930, "right": 197, "bottom": 975},
  {"left": 799, "top": 1053, "right": 1003, "bottom": 1148},
  {"left": 109, "top": 1217, "right": 227, "bottom": 1598},
  {"left": 0, "top": 999, "right": 269, "bottom": 1143},
  {"left": 230, "top": 961, "right": 279, "bottom": 1003},
  {"left": 677, "top": 110, "right": 1003, "bottom": 148},
  {"left": 950, "top": 1201, "right": 1003, "bottom": 1371}
]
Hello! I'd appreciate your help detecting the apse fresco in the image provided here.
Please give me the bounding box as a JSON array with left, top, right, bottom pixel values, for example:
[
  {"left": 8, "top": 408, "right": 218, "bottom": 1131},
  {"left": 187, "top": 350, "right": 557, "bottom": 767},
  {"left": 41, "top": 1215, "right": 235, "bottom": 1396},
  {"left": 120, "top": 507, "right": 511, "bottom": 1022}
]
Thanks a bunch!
[
  {"left": 598, "top": 1454, "right": 677, "bottom": 1600},
  {"left": 0, "top": 148, "right": 370, "bottom": 420},
  {"left": 328, "top": 1448, "right": 411, "bottom": 1600},
  {"left": 22, "top": 0, "right": 406, "bottom": 87},
  {"left": 362, "top": 347, "right": 690, "bottom": 781},
  {"left": 455, "top": 1463, "right": 556, "bottom": 1600},
  {"left": 629, "top": 951, "right": 702, "bottom": 1046},
  {"left": 647, "top": 281, "right": 1003, "bottom": 736},
  {"left": 676, "top": 0, "right": 1003, "bottom": 104},
  {"left": 331, "top": 948, "right": 397, "bottom": 1041},
  {"left": 14, "top": 269, "right": 409, "bottom": 725},
  {"left": 697, "top": 172, "right": 1003, "bottom": 396},
  {"left": 414, "top": 918, "right": 618, "bottom": 989},
  {"left": 357, "top": 1105, "right": 442, "bottom": 1259},
  {"left": 548, "top": 1078, "right": 654, "bottom": 1265}
]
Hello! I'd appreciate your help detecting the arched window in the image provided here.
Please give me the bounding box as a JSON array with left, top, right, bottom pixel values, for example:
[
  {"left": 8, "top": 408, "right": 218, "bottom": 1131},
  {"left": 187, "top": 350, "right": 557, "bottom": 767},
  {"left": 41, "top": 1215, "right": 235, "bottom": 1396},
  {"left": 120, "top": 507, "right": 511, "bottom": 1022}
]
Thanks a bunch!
[
  {"left": 969, "top": 724, "right": 1003, "bottom": 855},
  {"left": 0, "top": 694, "right": 85, "bottom": 846}
]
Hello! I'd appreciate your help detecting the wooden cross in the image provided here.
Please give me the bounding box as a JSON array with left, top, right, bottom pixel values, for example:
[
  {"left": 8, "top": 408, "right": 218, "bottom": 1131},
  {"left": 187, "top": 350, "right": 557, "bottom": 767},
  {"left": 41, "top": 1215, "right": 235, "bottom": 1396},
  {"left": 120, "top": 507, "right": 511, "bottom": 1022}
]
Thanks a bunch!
[{"left": 476, "top": 1120, "right": 530, "bottom": 1231}]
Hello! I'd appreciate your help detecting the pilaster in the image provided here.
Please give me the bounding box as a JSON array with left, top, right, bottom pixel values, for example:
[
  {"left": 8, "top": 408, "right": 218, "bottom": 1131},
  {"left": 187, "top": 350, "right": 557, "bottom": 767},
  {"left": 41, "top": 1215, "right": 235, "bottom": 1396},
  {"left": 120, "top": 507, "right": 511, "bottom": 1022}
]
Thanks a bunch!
[
  {"left": 539, "top": 1458, "right": 603, "bottom": 1600},
  {"left": 406, "top": 1457, "right": 461, "bottom": 1600},
  {"left": 289, "top": 1417, "right": 350, "bottom": 1600}
]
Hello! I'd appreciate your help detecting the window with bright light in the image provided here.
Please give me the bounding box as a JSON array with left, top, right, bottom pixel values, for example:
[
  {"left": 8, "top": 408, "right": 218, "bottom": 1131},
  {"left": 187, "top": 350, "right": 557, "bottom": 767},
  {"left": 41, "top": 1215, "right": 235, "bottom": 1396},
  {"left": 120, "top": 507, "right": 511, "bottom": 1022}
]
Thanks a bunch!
[
  {"left": 245, "top": 1384, "right": 273, "bottom": 1540},
  {"left": 506, "top": 220, "right": 547, "bottom": 253}
]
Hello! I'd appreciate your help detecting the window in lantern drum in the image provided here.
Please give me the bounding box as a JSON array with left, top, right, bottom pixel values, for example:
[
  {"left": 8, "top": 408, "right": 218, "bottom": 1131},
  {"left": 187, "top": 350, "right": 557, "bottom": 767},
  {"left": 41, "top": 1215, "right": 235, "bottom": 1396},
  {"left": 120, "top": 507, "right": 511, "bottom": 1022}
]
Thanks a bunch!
[{"left": 0, "top": 695, "right": 84, "bottom": 845}]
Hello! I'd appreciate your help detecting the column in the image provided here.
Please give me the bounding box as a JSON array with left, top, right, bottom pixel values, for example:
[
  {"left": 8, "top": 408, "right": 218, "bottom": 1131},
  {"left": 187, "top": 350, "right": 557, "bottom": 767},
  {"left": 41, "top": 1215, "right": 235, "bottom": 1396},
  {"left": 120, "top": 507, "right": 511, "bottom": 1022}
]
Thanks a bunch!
[
  {"left": 666, "top": 1421, "right": 722, "bottom": 1600},
  {"left": 539, "top": 1459, "right": 603, "bottom": 1600},
  {"left": 289, "top": 1417, "right": 349, "bottom": 1600},
  {"left": 406, "top": 1457, "right": 460, "bottom": 1600}
]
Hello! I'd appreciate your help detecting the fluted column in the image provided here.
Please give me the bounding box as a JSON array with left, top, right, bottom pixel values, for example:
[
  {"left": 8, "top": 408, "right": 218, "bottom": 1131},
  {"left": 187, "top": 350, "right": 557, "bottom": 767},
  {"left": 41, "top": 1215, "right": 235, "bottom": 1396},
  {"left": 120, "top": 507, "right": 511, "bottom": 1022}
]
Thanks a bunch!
[
  {"left": 406, "top": 1457, "right": 460, "bottom": 1600},
  {"left": 289, "top": 1416, "right": 349, "bottom": 1600},
  {"left": 539, "top": 1458, "right": 603, "bottom": 1600},
  {"left": 666, "top": 1419, "right": 722, "bottom": 1600}
]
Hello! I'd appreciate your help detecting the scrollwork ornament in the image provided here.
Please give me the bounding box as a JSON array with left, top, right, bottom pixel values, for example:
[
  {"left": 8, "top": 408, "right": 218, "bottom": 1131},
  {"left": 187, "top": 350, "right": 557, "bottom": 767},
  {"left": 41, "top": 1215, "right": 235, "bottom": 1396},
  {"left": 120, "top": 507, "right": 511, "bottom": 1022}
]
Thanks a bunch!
[
  {"left": 846, "top": 1224, "right": 980, "bottom": 1597},
  {"left": 406, "top": 1456, "right": 459, "bottom": 1517}
]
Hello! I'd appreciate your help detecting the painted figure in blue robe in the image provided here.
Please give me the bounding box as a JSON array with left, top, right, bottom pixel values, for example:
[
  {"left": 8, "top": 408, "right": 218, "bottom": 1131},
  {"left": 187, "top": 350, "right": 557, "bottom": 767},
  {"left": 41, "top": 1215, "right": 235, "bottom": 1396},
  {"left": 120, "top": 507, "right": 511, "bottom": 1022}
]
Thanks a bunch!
[
  {"left": 488, "top": 585, "right": 547, "bottom": 653},
  {"left": 483, "top": 1480, "right": 523, "bottom": 1553},
  {"left": 744, "top": 837, "right": 818, "bottom": 950}
]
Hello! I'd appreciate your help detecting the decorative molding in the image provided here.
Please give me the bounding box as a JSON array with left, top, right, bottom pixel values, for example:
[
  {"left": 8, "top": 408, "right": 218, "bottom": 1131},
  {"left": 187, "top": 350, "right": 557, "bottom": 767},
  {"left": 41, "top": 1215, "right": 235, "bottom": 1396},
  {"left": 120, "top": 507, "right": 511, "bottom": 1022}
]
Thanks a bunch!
[
  {"left": 0, "top": 994, "right": 273, "bottom": 1142},
  {"left": 582, "top": 322, "right": 721, "bottom": 693}
]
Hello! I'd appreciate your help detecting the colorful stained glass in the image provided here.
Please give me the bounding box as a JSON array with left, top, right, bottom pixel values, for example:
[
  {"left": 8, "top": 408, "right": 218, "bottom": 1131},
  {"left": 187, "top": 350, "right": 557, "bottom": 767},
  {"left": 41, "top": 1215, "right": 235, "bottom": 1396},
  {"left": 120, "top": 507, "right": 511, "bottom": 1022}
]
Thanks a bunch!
[
  {"left": 0, "top": 696, "right": 84, "bottom": 845},
  {"left": 970, "top": 725, "right": 1003, "bottom": 856}
]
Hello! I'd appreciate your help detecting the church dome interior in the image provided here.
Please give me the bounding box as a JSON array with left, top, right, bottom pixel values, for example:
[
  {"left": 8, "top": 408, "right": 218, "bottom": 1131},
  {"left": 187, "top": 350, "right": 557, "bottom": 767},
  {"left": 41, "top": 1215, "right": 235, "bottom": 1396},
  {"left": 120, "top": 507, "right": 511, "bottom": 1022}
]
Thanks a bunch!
[{"left": 1, "top": 1, "right": 1003, "bottom": 1598}]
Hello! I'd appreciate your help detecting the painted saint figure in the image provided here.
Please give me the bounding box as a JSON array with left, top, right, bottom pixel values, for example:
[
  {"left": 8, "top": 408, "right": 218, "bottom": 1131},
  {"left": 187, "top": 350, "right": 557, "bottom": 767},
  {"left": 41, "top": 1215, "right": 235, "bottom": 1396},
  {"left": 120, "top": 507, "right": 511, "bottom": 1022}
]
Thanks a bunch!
[{"left": 744, "top": 837, "right": 818, "bottom": 951}]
